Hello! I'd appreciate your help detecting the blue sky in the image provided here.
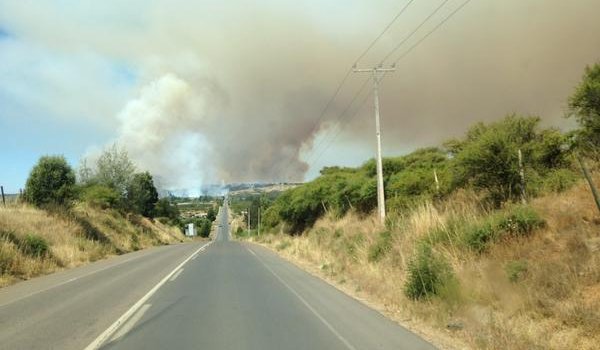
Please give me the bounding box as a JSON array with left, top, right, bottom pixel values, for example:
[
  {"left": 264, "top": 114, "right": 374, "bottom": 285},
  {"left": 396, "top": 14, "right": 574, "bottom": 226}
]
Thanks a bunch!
[{"left": 1, "top": 0, "right": 599, "bottom": 192}]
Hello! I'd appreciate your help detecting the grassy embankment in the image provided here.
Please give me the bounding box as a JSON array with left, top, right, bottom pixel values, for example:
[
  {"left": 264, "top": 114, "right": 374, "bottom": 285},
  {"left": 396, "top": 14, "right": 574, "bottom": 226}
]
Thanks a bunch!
[
  {"left": 243, "top": 176, "right": 600, "bottom": 349},
  {"left": 0, "top": 202, "right": 186, "bottom": 287}
]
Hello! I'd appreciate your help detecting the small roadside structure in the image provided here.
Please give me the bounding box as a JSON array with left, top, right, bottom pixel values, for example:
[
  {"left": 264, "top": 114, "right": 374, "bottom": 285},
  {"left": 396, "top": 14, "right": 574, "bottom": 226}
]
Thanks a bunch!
[{"left": 185, "top": 223, "right": 196, "bottom": 237}]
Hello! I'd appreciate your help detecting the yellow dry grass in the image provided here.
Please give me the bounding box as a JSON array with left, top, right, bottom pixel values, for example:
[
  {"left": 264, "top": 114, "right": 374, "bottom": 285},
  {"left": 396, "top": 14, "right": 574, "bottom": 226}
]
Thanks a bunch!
[
  {"left": 0, "top": 202, "right": 185, "bottom": 287},
  {"left": 250, "top": 177, "right": 600, "bottom": 349}
]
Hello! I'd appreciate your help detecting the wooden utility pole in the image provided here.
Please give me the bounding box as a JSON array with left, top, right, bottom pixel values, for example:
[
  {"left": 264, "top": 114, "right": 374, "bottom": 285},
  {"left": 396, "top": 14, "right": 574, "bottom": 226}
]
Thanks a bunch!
[
  {"left": 353, "top": 64, "right": 396, "bottom": 225},
  {"left": 578, "top": 156, "right": 600, "bottom": 213}
]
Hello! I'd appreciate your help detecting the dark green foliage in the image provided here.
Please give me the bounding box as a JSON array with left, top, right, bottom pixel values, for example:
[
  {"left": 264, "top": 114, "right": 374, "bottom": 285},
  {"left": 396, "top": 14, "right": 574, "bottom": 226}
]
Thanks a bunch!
[
  {"left": 21, "top": 234, "right": 49, "bottom": 257},
  {"left": 126, "top": 172, "right": 159, "bottom": 217},
  {"left": 206, "top": 206, "right": 217, "bottom": 222},
  {"left": 0, "top": 230, "right": 50, "bottom": 258},
  {"left": 404, "top": 243, "right": 455, "bottom": 300},
  {"left": 79, "top": 184, "right": 120, "bottom": 209},
  {"left": 449, "top": 115, "right": 572, "bottom": 207},
  {"left": 462, "top": 223, "right": 496, "bottom": 253},
  {"left": 368, "top": 231, "right": 392, "bottom": 263},
  {"left": 180, "top": 217, "right": 212, "bottom": 238},
  {"left": 154, "top": 198, "right": 180, "bottom": 223},
  {"left": 568, "top": 62, "right": 600, "bottom": 153},
  {"left": 24, "top": 156, "right": 76, "bottom": 208},
  {"left": 199, "top": 219, "right": 211, "bottom": 238}
]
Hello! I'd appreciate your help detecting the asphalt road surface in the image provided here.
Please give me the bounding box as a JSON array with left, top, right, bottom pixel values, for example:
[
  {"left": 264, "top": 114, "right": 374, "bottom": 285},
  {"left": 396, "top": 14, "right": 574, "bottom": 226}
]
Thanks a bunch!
[{"left": 0, "top": 203, "right": 436, "bottom": 350}]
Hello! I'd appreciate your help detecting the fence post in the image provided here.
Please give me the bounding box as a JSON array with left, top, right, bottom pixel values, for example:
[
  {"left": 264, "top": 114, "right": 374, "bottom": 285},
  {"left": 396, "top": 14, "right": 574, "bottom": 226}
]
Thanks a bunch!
[
  {"left": 518, "top": 149, "right": 527, "bottom": 204},
  {"left": 1, "top": 186, "right": 5, "bottom": 206},
  {"left": 578, "top": 156, "right": 600, "bottom": 214}
]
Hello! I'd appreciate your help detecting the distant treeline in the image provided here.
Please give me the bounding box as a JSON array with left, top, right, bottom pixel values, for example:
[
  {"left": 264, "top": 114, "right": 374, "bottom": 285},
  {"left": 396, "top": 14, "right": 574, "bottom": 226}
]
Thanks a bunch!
[{"left": 262, "top": 62, "right": 600, "bottom": 234}]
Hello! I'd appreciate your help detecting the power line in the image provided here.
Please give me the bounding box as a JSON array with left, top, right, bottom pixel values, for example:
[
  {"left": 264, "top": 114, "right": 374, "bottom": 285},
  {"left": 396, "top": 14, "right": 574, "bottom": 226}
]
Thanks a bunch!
[
  {"left": 354, "top": 0, "right": 416, "bottom": 65},
  {"left": 311, "top": 84, "right": 373, "bottom": 167},
  {"left": 286, "top": 1, "right": 418, "bottom": 177},
  {"left": 304, "top": 0, "right": 473, "bottom": 173},
  {"left": 392, "top": 0, "right": 472, "bottom": 65},
  {"left": 304, "top": 76, "right": 371, "bottom": 166},
  {"left": 314, "top": 0, "right": 471, "bottom": 167},
  {"left": 380, "top": 0, "right": 451, "bottom": 65}
]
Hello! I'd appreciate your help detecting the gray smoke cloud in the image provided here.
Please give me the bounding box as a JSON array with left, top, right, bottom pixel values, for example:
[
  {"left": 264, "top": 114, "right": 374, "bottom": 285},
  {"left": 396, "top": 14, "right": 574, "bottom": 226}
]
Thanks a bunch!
[{"left": 1, "top": 0, "right": 599, "bottom": 189}]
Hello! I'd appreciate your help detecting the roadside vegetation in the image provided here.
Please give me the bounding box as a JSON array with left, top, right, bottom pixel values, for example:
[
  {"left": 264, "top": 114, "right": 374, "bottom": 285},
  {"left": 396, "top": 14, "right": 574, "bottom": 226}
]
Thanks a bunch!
[
  {"left": 242, "top": 63, "right": 600, "bottom": 349},
  {"left": 0, "top": 145, "right": 190, "bottom": 287}
]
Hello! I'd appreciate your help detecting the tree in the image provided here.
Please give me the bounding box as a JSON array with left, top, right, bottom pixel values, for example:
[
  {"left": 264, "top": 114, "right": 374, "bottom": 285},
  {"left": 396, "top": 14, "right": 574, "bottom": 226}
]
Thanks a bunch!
[
  {"left": 569, "top": 62, "right": 600, "bottom": 153},
  {"left": 126, "top": 172, "right": 159, "bottom": 217},
  {"left": 95, "top": 144, "right": 136, "bottom": 195},
  {"left": 24, "top": 156, "right": 76, "bottom": 207},
  {"left": 155, "top": 198, "right": 180, "bottom": 221}
]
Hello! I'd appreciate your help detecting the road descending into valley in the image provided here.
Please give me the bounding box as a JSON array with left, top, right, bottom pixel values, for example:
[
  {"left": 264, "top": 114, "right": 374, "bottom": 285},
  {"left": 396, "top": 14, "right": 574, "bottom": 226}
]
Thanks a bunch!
[{"left": 0, "top": 202, "right": 435, "bottom": 350}]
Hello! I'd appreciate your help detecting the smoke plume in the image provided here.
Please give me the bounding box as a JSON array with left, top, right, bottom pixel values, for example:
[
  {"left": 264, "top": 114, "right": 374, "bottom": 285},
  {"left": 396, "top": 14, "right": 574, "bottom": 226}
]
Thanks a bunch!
[{"left": 1, "top": 0, "right": 599, "bottom": 189}]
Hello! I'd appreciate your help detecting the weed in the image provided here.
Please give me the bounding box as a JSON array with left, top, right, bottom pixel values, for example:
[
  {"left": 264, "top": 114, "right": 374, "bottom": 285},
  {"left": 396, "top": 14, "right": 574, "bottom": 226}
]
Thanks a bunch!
[
  {"left": 21, "top": 234, "right": 49, "bottom": 257},
  {"left": 404, "top": 243, "right": 455, "bottom": 300},
  {"left": 368, "top": 231, "right": 392, "bottom": 263},
  {"left": 275, "top": 241, "right": 291, "bottom": 251},
  {"left": 505, "top": 260, "right": 528, "bottom": 282}
]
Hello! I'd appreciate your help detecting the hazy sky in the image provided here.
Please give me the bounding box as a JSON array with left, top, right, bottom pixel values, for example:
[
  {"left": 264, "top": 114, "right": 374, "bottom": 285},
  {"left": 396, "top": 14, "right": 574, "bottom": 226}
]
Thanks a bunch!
[{"left": 1, "top": 0, "right": 599, "bottom": 193}]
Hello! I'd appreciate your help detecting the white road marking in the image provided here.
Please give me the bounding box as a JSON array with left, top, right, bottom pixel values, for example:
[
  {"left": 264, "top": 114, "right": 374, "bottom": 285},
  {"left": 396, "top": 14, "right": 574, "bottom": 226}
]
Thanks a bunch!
[
  {"left": 169, "top": 268, "right": 184, "bottom": 282},
  {"left": 110, "top": 303, "right": 152, "bottom": 341},
  {"left": 246, "top": 247, "right": 357, "bottom": 350},
  {"left": 0, "top": 254, "right": 145, "bottom": 309},
  {"left": 84, "top": 241, "right": 212, "bottom": 350}
]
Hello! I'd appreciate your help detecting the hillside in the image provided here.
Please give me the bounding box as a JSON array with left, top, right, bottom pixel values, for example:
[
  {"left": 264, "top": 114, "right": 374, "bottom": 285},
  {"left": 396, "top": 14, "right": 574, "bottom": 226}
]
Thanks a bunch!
[
  {"left": 0, "top": 202, "right": 186, "bottom": 287},
  {"left": 246, "top": 174, "right": 600, "bottom": 349}
]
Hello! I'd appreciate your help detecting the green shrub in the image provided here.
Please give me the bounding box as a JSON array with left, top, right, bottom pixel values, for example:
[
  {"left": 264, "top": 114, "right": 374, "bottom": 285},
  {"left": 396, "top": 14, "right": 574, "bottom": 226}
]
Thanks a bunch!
[
  {"left": 21, "top": 234, "right": 49, "bottom": 257},
  {"left": 24, "top": 156, "right": 76, "bottom": 208},
  {"left": 505, "top": 260, "right": 528, "bottom": 282},
  {"left": 368, "top": 231, "right": 392, "bottom": 263},
  {"left": 80, "top": 184, "right": 120, "bottom": 209},
  {"left": 496, "top": 205, "right": 545, "bottom": 236},
  {"left": 428, "top": 205, "right": 545, "bottom": 253},
  {"left": 404, "top": 243, "right": 455, "bottom": 300},
  {"left": 540, "top": 169, "right": 579, "bottom": 193},
  {"left": 462, "top": 222, "right": 497, "bottom": 253}
]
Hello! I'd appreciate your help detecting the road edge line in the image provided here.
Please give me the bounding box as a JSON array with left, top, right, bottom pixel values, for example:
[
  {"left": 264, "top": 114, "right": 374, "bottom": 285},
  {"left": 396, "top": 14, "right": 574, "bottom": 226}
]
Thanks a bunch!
[
  {"left": 246, "top": 247, "right": 357, "bottom": 350},
  {"left": 84, "top": 241, "right": 212, "bottom": 350}
]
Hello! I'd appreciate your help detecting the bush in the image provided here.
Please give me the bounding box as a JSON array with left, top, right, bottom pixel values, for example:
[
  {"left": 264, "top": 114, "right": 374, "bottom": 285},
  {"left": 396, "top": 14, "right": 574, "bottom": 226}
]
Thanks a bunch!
[
  {"left": 21, "top": 234, "right": 49, "bottom": 257},
  {"left": 462, "top": 222, "right": 496, "bottom": 253},
  {"left": 461, "top": 205, "right": 545, "bottom": 253},
  {"left": 496, "top": 205, "right": 545, "bottom": 236},
  {"left": 505, "top": 260, "right": 528, "bottom": 283},
  {"left": 368, "top": 231, "right": 392, "bottom": 263},
  {"left": 79, "top": 184, "right": 120, "bottom": 209},
  {"left": 404, "top": 243, "right": 455, "bottom": 300},
  {"left": 24, "top": 156, "right": 76, "bottom": 208},
  {"left": 126, "top": 172, "right": 159, "bottom": 217}
]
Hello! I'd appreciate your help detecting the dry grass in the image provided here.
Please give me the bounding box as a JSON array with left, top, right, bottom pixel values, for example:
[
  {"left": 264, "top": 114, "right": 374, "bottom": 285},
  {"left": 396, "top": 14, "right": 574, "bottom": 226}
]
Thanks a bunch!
[
  {"left": 0, "top": 202, "right": 185, "bottom": 287},
  {"left": 250, "top": 176, "right": 600, "bottom": 349}
]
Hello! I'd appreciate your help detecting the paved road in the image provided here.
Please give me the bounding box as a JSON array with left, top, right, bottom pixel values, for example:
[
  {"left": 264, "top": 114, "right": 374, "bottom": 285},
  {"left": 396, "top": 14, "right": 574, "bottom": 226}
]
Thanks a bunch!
[{"left": 0, "top": 203, "right": 436, "bottom": 350}]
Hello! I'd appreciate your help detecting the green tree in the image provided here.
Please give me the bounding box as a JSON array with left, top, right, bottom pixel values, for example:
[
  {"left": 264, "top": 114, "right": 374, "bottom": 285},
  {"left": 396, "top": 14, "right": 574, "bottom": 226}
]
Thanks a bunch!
[
  {"left": 154, "top": 198, "right": 180, "bottom": 221},
  {"left": 126, "top": 172, "right": 159, "bottom": 217},
  {"left": 24, "top": 156, "right": 76, "bottom": 207},
  {"left": 95, "top": 144, "right": 136, "bottom": 194},
  {"left": 569, "top": 63, "right": 600, "bottom": 153}
]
